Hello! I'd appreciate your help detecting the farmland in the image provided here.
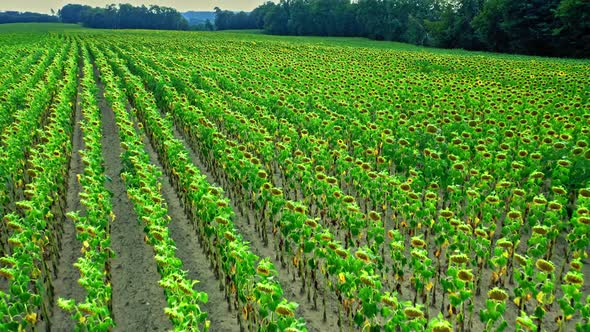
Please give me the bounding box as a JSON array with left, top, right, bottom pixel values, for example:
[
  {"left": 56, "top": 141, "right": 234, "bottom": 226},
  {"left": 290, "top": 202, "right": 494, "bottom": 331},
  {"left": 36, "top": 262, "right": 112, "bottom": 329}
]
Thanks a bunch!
[{"left": 0, "top": 24, "right": 589, "bottom": 331}]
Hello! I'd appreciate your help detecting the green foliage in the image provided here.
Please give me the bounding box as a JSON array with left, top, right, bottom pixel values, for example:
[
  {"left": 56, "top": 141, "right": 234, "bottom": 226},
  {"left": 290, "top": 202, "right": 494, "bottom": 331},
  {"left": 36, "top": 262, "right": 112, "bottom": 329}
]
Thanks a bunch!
[
  {"left": 215, "top": 0, "right": 590, "bottom": 57},
  {"left": 59, "top": 3, "right": 188, "bottom": 30}
]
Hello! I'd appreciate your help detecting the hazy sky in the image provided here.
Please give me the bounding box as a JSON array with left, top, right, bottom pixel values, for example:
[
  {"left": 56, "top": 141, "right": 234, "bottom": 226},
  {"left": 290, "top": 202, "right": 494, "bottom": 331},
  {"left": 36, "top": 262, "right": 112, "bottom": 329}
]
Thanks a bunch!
[{"left": 0, "top": 0, "right": 268, "bottom": 13}]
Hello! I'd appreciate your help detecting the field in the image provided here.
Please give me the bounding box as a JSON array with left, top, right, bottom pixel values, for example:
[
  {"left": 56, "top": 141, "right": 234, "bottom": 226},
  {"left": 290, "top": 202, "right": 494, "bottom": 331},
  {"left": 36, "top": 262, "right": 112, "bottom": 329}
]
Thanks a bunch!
[{"left": 0, "top": 23, "right": 589, "bottom": 332}]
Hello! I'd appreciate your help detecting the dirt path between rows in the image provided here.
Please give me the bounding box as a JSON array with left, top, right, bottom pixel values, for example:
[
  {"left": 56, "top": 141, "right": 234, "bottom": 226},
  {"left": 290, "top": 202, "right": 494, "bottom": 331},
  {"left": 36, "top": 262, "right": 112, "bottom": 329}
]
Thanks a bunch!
[
  {"left": 126, "top": 104, "right": 239, "bottom": 332},
  {"left": 49, "top": 57, "right": 86, "bottom": 332},
  {"left": 94, "top": 64, "right": 172, "bottom": 332}
]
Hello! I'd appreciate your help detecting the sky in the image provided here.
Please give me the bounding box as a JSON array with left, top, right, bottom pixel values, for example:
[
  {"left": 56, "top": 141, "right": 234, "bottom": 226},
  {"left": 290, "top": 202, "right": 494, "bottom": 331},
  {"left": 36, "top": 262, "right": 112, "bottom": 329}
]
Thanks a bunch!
[{"left": 0, "top": 0, "right": 267, "bottom": 13}]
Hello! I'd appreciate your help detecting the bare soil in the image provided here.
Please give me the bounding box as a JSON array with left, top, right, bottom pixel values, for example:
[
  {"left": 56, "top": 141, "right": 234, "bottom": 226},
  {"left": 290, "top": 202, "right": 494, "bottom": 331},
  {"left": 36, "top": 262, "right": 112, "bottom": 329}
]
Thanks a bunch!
[{"left": 50, "top": 60, "right": 86, "bottom": 331}]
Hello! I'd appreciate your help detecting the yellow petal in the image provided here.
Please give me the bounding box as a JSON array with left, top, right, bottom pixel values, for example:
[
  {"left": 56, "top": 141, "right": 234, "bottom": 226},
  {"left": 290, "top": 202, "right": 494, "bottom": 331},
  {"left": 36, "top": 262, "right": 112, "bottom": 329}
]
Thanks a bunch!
[{"left": 339, "top": 272, "right": 346, "bottom": 284}]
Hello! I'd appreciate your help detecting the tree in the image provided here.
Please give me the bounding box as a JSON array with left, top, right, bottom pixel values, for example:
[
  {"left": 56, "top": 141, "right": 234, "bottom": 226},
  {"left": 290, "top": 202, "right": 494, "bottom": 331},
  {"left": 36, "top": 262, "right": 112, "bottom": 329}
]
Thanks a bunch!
[
  {"left": 0, "top": 11, "right": 59, "bottom": 24},
  {"left": 506, "top": 0, "right": 560, "bottom": 55},
  {"left": 356, "top": 0, "right": 388, "bottom": 40},
  {"left": 58, "top": 4, "right": 91, "bottom": 23},
  {"left": 66, "top": 4, "right": 188, "bottom": 30},
  {"left": 251, "top": 2, "right": 276, "bottom": 29},
  {"left": 213, "top": 7, "right": 256, "bottom": 30},
  {"left": 553, "top": 0, "right": 590, "bottom": 57},
  {"left": 472, "top": 0, "right": 510, "bottom": 52},
  {"left": 263, "top": 2, "right": 289, "bottom": 35},
  {"left": 426, "top": 4, "right": 457, "bottom": 47},
  {"left": 205, "top": 19, "right": 214, "bottom": 31},
  {"left": 211, "top": 0, "right": 588, "bottom": 58}
]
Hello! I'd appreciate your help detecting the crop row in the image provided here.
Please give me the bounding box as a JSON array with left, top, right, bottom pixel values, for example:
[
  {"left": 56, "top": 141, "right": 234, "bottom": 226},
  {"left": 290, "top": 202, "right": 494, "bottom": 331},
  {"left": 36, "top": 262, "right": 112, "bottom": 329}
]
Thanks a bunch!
[
  {"left": 0, "top": 39, "right": 68, "bottom": 254},
  {"left": 0, "top": 39, "right": 78, "bottom": 330},
  {"left": 57, "top": 44, "right": 115, "bottom": 330}
]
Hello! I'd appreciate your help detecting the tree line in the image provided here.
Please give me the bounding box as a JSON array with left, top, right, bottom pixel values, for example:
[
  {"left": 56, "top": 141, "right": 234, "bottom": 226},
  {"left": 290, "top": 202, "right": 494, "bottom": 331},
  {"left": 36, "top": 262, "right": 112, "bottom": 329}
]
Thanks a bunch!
[
  {"left": 58, "top": 3, "right": 188, "bottom": 30},
  {"left": 0, "top": 11, "right": 59, "bottom": 24},
  {"left": 215, "top": 0, "right": 589, "bottom": 57}
]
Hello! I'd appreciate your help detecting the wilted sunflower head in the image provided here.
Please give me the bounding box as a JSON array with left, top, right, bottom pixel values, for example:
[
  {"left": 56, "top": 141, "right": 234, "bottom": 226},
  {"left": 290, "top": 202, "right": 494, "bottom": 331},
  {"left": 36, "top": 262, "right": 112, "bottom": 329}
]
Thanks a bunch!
[
  {"left": 450, "top": 253, "right": 469, "bottom": 264},
  {"left": 400, "top": 183, "right": 411, "bottom": 192},
  {"left": 355, "top": 250, "right": 371, "bottom": 263},
  {"left": 256, "top": 262, "right": 273, "bottom": 277},
  {"left": 335, "top": 248, "right": 348, "bottom": 259},
  {"left": 514, "top": 253, "right": 527, "bottom": 266},
  {"left": 404, "top": 306, "right": 424, "bottom": 319},
  {"left": 381, "top": 294, "right": 398, "bottom": 309},
  {"left": 459, "top": 224, "right": 473, "bottom": 234},
  {"left": 532, "top": 195, "right": 548, "bottom": 205},
  {"left": 535, "top": 259, "right": 555, "bottom": 273},
  {"left": 275, "top": 304, "right": 295, "bottom": 317},
  {"left": 475, "top": 228, "right": 488, "bottom": 239},
  {"left": 305, "top": 219, "right": 318, "bottom": 228},
  {"left": 487, "top": 288, "right": 509, "bottom": 302},
  {"left": 578, "top": 216, "right": 590, "bottom": 225},
  {"left": 548, "top": 201, "right": 562, "bottom": 211},
  {"left": 531, "top": 225, "right": 548, "bottom": 236},
  {"left": 343, "top": 195, "right": 355, "bottom": 203},
  {"left": 285, "top": 201, "right": 295, "bottom": 211},
  {"left": 425, "top": 191, "right": 438, "bottom": 200},
  {"left": 570, "top": 259, "right": 582, "bottom": 271},
  {"left": 439, "top": 209, "right": 454, "bottom": 219},
  {"left": 315, "top": 172, "right": 327, "bottom": 181},
  {"left": 431, "top": 321, "right": 452, "bottom": 332},
  {"left": 368, "top": 211, "right": 381, "bottom": 221},
  {"left": 513, "top": 188, "right": 526, "bottom": 197},
  {"left": 496, "top": 238, "right": 513, "bottom": 250},
  {"left": 411, "top": 237, "right": 426, "bottom": 248},
  {"left": 564, "top": 271, "right": 584, "bottom": 286},
  {"left": 485, "top": 195, "right": 500, "bottom": 204},
  {"left": 457, "top": 269, "right": 474, "bottom": 282},
  {"left": 507, "top": 210, "right": 522, "bottom": 220},
  {"left": 551, "top": 186, "right": 567, "bottom": 195}
]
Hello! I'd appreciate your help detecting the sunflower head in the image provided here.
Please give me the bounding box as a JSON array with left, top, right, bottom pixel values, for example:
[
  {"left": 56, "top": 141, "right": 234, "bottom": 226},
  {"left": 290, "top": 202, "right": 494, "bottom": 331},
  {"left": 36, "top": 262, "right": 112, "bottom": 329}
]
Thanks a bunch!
[
  {"left": 535, "top": 259, "right": 555, "bottom": 273},
  {"left": 487, "top": 288, "right": 509, "bottom": 302},
  {"left": 564, "top": 271, "right": 584, "bottom": 286},
  {"left": 404, "top": 307, "right": 424, "bottom": 319},
  {"left": 457, "top": 269, "right": 474, "bottom": 282}
]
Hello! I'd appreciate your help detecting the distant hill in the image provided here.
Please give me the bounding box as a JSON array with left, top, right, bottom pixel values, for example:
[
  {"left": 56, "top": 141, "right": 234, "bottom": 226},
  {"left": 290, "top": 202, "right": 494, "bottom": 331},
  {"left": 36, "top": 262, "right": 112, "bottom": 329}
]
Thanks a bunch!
[{"left": 182, "top": 11, "right": 215, "bottom": 26}]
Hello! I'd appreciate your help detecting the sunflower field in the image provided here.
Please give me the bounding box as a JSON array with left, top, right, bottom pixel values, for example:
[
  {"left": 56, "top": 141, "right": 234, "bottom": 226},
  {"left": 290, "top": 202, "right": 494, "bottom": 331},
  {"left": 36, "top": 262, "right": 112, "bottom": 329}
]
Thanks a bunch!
[{"left": 0, "top": 25, "right": 589, "bottom": 332}]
